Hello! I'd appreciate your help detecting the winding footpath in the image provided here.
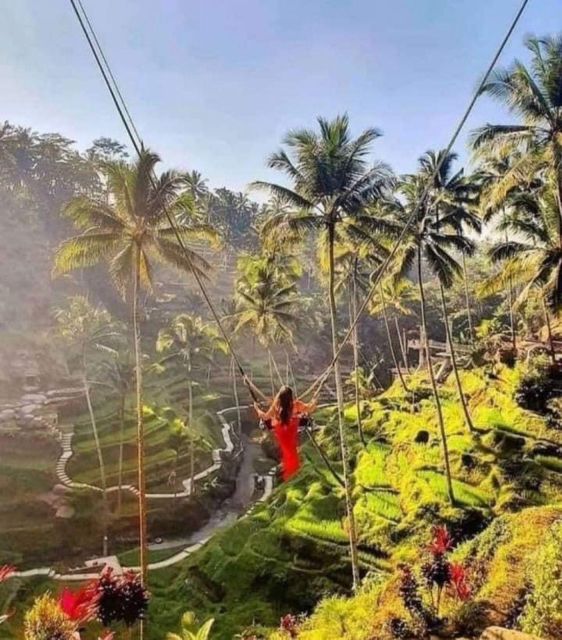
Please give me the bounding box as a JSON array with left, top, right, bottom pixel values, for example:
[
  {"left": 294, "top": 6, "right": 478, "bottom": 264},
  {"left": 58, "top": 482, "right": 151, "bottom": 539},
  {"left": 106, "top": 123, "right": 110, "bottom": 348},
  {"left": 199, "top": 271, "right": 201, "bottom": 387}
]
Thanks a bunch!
[
  {"left": 11, "top": 405, "right": 274, "bottom": 582},
  {"left": 56, "top": 406, "right": 238, "bottom": 499}
]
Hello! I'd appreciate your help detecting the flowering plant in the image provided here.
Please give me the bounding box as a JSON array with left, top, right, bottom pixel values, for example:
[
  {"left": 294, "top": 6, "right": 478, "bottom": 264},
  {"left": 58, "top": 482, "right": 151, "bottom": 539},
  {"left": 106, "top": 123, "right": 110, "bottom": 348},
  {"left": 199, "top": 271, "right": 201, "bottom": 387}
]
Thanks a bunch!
[
  {"left": 394, "top": 526, "right": 472, "bottom": 638},
  {"left": 15, "top": 565, "right": 148, "bottom": 639},
  {"left": 279, "top": 613, "right": 302, "bottom": 638},
  {"left": 422, "top": 525, "right": 471, "bottom": 613}
]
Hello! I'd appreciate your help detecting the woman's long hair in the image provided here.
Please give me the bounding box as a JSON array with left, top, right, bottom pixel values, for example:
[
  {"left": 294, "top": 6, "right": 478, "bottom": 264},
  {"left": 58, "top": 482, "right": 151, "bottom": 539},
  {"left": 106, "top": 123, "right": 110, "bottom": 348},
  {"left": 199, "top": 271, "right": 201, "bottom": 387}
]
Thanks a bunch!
[{"left": 274, "top": 385, "right": 294, "bottom": 425}]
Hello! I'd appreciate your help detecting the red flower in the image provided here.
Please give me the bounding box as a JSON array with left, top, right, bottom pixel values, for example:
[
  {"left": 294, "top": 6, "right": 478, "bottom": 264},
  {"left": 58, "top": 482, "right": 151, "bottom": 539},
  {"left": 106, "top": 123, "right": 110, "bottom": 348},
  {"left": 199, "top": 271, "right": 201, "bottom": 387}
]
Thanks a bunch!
[
  {"left": 0, "top": 566, "right": 15, "bottom": 583},
  {"left": 428, "top": 526, "right": 453, "bottom": 556},
  {"left": 59, "top": 585, "right": 98, "bottom": 623},
  {"left": 449, "top": 563, "right": 471, "bottom": 601},
  {"left": 280, "top": 613, "right": 299, "bottom": 637}
]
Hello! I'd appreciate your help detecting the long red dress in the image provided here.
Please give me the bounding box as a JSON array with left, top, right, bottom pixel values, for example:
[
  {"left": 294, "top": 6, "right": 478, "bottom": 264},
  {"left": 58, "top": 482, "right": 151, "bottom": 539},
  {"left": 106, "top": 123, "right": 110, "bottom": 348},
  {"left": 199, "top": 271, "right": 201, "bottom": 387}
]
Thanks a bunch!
[{"left": 262, "top": 400, "right": 309, "bottom": 481}]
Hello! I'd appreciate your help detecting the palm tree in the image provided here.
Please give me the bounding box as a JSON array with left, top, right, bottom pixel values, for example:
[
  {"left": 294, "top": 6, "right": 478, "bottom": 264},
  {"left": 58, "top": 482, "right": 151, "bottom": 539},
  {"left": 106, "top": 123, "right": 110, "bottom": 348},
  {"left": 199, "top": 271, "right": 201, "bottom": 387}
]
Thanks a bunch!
[
  {"left": 391, "top": 151, "right": 478, "bottom": 504},
  {"left": 426, "top": 157, "right": 481, "bottom": 345},
  {"left": 233, "top": 254, "right": 300, "bottom": 391},
  {"left": 53, "top": 149, "right": 217, "bottom": 585},
  {"left": 474, "top": 149, "right": 522, "bottom": 351},
  {"left": 345, "top": 254, "right": 369, "bottom": 446},
  {"left": 323, "top": 210, "right": 399, "bottom": 439},
  {"left": 484, "top": 188, "right": 561, "bottom": 363},
  {"left": 418, "top": 150, "right": 480, "bottom": 434},
  {"left": 471, "top": 34, "right": 562, "bottom": 307},
  {"left": 370, "top": 277, "right": 418, "bottom": 375},
  {"left": 254, "top": 114, "right": 393, "bottom": 587},
  {"left": 329, "top": 241, "right": 382, "bottom": 442},
  {"left": 184, "top": 170, "right": 209, "bottom": 201},
  {"left": 157, "top": 315, "right": 226, "bottom": 494},
  {"left": 370, "top": 278, "right": 410, "bottom": 393},
  {"left": 54, "top": 296, "right": 114, "bottom": 555}
]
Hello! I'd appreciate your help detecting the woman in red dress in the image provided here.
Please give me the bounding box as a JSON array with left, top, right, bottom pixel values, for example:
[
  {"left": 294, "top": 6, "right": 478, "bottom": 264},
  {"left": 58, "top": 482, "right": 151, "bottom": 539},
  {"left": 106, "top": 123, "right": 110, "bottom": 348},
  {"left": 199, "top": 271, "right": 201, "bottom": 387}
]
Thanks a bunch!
[{"left": 252, "top": 385, "right": 318, "bottom": 481}]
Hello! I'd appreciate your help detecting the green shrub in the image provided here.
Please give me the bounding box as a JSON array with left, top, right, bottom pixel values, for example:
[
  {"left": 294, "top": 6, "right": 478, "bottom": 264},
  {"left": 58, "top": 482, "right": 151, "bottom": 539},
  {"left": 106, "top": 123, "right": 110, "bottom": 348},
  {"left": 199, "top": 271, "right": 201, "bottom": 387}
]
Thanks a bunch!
[
  {"left": 520, "top": 520, "right": 562, "bottom": 639},
  {"left": 515, "top": 356, "right": 556, "bottom": 414},
  {"left": 23, "top": 594, "right": 75, "bottom": 640}
]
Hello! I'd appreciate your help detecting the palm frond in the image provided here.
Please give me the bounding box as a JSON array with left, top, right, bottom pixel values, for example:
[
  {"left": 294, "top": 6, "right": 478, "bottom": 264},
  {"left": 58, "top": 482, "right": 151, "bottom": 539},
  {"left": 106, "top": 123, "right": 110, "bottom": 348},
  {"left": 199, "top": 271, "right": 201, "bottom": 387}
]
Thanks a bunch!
[
  {"left": 52, "top": 233, "right": 121, "bottom": 277},
  {"left": 488, "top": 240, "right": 533, "bottom": 263},
  {"left": 108, "top": 242, "right": 134, "bottom": 297},
  {"left": 250, "top": 181, "right": 314, "bottom": 210},
  {"left": 154, "top": 238, "right": 211, "bottom": 278},
  {"left": 63, "top": 197, "right": 126, "bottom": 230},
  {"left": 469, "top": 124, "right": 534, "bottom": 150}
]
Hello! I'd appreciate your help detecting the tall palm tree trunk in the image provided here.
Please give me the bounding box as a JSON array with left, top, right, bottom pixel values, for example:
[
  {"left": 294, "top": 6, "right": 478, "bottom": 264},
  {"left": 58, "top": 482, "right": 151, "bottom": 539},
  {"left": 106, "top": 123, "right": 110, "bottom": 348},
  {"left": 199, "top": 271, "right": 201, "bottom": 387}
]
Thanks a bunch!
[
  {"left": 552, "top": 140, "right": 562, "bottom": 239},
  {"left": 188, "top": 356, "right": 195, "bottom": 495},
  {"left": 508, "top": 276, "right": 517, "bottom": 351},
  {"left": 541, "top": 295, "right": 556, "bottom": 365},
  {"left": 379, "top": 284, "right": 409, "bottom": 393},
  {"left": 82, "top": 360, "right": 109, "bottom": 556},
  {"left": 328, "top": 223, "right": 360, "bottom": 589},
  {"left": 117, "top": 394, "right": 126, "bottom": 515},
  {"left": 504, "top": 230, "right": 517, "bottom": 352},
  {"left": 133, "top": 247, "right": 148, "bottom": 593},
  {"left": 439, "top": 285, "right": 474, "bottom": 433},
  {"left": 173, "top": 451, "right": 179, "bottom": 501},
  {"left": 417, "top": 253, "right": 455, "bottom": 505},
  {"left": 350, "top": 271, "right": 365, "bottom": 445},
  {"left": 461, "top": 251, "right": 474, "bottom": 344}
]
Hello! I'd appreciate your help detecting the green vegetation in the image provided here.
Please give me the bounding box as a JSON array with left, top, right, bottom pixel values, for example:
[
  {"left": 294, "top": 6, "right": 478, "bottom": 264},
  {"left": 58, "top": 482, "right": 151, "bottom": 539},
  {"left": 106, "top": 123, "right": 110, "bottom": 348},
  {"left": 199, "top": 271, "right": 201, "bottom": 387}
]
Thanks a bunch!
[
  {"left": 1, "top": 24, "right": 562, "bottom": 640},
  {"left": 0, "top": 438, "right": 60, "bottom": 566},
  {"left": 520, "top": 521, "right": 562, "bottom": 638},
  {"left": 127, "top": 363, "right": 561, "bottom": 639}
]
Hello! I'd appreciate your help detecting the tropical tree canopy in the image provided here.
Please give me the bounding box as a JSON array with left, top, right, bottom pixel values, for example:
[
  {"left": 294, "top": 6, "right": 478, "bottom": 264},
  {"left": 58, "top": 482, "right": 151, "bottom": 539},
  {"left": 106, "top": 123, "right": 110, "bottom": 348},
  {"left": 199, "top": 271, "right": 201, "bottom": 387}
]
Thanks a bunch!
[
  {"left": 233, "top": 254, "right": 300, "bottom": 347},
  {"left": 53, "top": 149, "right": 218, "bottom": 297}
]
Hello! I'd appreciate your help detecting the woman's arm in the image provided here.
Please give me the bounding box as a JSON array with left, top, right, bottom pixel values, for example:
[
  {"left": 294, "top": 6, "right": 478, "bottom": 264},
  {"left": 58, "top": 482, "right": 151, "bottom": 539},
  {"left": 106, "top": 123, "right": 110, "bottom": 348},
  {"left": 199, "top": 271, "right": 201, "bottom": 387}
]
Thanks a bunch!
[
  {"left": 254, "top": 402, "right": 275, "bottom": 420},
  {"left": 295, "top": 397, "right": 318, "bottom": 414}
]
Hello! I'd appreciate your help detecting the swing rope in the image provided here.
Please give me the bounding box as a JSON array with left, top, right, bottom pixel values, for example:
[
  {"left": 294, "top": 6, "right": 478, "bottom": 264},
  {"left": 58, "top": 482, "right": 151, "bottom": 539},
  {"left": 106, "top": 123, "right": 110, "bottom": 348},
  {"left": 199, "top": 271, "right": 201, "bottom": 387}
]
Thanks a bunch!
[
  {"left": 270, "top": 351, "right": 286, "bottom": 388},
  {"left": 69, "top": 0, "right": 530, "bottom": 408},
  {"left": 69, "top": 0, "right": 270, "bottom": 406},
  {"left": 300, "top": 0, "right": 531, "bottom": 400}
]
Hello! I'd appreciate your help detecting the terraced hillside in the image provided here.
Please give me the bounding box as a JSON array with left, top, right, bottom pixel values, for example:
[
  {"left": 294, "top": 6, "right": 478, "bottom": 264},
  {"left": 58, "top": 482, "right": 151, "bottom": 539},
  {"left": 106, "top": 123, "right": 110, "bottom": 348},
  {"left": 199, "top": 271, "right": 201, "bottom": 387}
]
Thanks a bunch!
[{"left": 152, "top": 363, "right": 562, "bottom": 639}]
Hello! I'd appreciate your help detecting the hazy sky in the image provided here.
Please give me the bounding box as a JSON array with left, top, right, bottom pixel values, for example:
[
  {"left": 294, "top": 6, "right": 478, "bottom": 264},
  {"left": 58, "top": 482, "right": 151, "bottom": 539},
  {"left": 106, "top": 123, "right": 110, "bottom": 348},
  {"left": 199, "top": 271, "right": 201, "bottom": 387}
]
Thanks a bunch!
[{"left": 1, "top": 1, "right": 559, "bottom": 192}]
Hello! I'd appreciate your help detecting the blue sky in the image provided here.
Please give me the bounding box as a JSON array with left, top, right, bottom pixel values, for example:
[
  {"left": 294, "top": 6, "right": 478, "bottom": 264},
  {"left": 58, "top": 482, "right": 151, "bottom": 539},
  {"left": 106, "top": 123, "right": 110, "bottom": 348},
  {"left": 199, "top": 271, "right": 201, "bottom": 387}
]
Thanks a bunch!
[{"left": 1, "top": 1, "right": 559, "bottom": 192}]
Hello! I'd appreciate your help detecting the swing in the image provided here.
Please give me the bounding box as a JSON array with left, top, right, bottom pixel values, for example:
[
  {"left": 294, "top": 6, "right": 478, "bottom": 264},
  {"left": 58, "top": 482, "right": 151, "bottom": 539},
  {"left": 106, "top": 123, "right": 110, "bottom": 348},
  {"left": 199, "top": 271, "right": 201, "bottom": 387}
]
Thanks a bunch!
[
  {"left": 298, "top": 413, "right": 315, "bottom": 433},
  {"left": 71, "top": 0, "right": 524, "bottom": 491},
  {"left": 259, "top": 412, "right": 314, "bottom": 432}
]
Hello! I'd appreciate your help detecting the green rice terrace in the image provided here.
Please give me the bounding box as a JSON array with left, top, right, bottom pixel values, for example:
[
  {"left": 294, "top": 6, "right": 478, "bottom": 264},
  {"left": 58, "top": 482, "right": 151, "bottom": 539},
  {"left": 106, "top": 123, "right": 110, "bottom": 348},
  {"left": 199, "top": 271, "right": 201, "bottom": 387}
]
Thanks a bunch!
[{"left": 2, "top": 4, "right": 562, "bottom": 640}]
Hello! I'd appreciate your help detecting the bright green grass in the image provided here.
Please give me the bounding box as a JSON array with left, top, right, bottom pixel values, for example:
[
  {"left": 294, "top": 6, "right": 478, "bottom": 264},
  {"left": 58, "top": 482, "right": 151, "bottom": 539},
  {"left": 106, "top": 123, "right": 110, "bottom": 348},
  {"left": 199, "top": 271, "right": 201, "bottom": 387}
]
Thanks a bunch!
[
  {"left": 355, "top": 442, "right": 391, "bottom": 488},
  {"left": 415, "top": 469, "right": 493, "bottom": 507}
]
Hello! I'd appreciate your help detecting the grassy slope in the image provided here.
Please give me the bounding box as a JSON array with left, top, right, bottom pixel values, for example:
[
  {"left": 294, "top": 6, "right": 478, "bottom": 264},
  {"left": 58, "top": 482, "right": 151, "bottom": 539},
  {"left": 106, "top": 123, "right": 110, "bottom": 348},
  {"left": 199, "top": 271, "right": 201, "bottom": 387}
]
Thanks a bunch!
[
  {"left": 265, "top": 365, "right": 562, "bottom": 639},
  {"left": 157, "top": 364, "right": 562, "bottom": 639},
  {"left": 2, "top": 363, "right": 561, "bottom": 639},
  {"left": 0, "top": 437, "right": 60, "bottom": 566}
]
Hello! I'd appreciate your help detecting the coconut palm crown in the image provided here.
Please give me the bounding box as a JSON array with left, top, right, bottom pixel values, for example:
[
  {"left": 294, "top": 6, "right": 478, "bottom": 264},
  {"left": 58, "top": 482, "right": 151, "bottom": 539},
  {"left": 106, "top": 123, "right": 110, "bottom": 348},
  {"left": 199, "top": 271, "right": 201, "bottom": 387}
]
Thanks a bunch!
[{"left": 53, "top": 149, "right": 217, "bottom": 294}]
